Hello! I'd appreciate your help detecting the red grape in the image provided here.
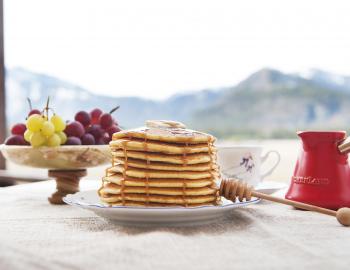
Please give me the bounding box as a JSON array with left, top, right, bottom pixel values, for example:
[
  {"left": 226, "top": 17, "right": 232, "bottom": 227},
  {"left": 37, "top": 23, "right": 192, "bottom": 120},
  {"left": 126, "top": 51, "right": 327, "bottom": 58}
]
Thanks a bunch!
[
  {"left": 64, "top": 121, "right": 85, "bottom": 138},
  {"left": 99, "top": 113, "right": 113, "bottom": 129},
  {"left": 96, "top": 138, "right": 104, "bottom": 145},
  {"left": 106, "top": 124, "right": 121, "bottom": 138},
  {"left": 86, "top": 124, "right": 103, "bottom": 140},
  {"left": 65, "top": 136, "right": 82, "bottom": 145},
  {"left": 90, "top": 108, "right": 103, "bottom": 124},
  {"left": 96, "top": 133, "right": 110, "bottom": 145},
  {"left": 102, "top": 132, "right": 111, "bottom": 144},
  {"left": 75, "top": 111, "right": 91, "bottom": 127},
  {"left": 5, "top": 135, "right": 26, "bottom": 145},
  {"left": 28, "top": 109, "right": 41, "bottom": 116},
  {"left": 11, "top": 123, "right": 26, "bottom": 135},
  {"left": 81, "top": 133, "right": 95, "bottom": 145}
]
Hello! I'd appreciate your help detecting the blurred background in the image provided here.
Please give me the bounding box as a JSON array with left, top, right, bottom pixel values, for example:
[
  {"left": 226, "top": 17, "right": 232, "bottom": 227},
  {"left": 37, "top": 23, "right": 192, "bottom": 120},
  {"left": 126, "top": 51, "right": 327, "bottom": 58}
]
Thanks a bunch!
[{"left": 3, "top": 0, "right": 350, "bottom": 182}]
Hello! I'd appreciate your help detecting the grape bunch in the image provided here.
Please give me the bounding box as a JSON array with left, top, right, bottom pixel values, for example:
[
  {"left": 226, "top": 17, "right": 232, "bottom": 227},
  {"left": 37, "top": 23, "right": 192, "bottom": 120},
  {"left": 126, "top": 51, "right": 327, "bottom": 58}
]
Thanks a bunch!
[
  {"left": 4, "top": 98, "right": 122, "bottom": 147},
  {"left": 64, "top": 107, "right": 121, "bottom": 145},
  {"left": 25, "top": 114, "right": 67, "bottom": 147},
  {"left": 5, "top": 98, "right": 67, "bottom": 146}
]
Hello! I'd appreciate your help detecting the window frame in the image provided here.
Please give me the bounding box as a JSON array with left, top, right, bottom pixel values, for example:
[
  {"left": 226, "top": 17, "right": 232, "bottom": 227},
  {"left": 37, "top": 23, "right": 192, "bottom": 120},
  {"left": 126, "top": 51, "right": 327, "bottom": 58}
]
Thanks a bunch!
[{"left": 0, "top": 0, "right": 6, "bottom": 169}]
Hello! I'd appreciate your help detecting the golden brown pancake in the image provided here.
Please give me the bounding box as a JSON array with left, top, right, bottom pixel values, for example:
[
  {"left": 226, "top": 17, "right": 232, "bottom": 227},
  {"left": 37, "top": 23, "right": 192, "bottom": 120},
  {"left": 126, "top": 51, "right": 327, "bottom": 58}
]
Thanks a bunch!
[
  {"left": 114, "top": 157, "right": 218, "bottom": 171},
  {"left": 108, "top": 165, "right": 219, "bottom": 180},
  {"left": 111, "top": 150, "right": 216, "bottom": 165},
  {"left": 100, "top": 193, "right": 217, "bottom": 204},
  {"left": 112, "top": 125, "right": 215, "bottom": 144},
  {"left": 103, "top": 174, "right": 216, "bottom": 188},
  {"left": 110, "top": 138, "right": 215, "bottom": 155},
  {"left": 103, "top": 201, "right": 218, "bottom": 207},
  {"left": 100, "top": 183, "right": 217, "bottom": 196}
]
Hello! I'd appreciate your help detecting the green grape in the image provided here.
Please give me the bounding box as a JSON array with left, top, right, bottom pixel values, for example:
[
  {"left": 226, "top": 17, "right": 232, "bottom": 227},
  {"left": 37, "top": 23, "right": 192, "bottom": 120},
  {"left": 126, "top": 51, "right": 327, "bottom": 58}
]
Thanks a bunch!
[
  {"left": 47, "top": 134, "right": 61, "bottom": 147},
  {"left": 24, "top": 129, "right": 33, "bottom": 142},
  {"left": 26, "top": 114, "right": 44, "bottom": 132},
  {"left": 41, "top": 121, "right": 55, "bottom": 136},
  {"left": 30, "top": 132, "right": 46, "bottom": 147},
  {"left": 56, "top": 131, "right": 67, "bottom": 144},
  {"left": 50, "top": 115, "right": 66, "bottom": 132}
]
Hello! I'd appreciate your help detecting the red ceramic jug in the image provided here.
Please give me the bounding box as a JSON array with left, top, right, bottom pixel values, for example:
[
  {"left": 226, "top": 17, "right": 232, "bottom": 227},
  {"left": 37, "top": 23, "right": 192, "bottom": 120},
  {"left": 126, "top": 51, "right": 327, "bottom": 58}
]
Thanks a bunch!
[{"left": 285, "top": 131, "right": 350, "bottom": 210}]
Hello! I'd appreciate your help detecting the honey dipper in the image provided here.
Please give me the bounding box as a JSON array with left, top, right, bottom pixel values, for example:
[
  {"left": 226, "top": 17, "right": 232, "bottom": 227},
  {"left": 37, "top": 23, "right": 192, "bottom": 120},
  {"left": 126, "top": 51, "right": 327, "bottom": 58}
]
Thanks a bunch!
[{"left": 220, "top": 179, "right": 350, "bottom": 226}]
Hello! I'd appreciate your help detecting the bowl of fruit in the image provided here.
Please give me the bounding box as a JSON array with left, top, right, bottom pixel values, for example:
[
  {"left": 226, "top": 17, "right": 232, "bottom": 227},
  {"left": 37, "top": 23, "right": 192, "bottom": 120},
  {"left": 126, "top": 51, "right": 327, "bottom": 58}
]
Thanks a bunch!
[{"left": 0, "top": 98, "right": 121, "bottom": 204}]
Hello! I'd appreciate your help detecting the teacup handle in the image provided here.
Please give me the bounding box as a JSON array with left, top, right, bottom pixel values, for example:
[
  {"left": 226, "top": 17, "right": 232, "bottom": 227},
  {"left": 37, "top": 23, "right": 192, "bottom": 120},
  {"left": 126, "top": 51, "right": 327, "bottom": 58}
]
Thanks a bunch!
[{"left": 260, "top": 150, "right": 281, "bottom": 180}]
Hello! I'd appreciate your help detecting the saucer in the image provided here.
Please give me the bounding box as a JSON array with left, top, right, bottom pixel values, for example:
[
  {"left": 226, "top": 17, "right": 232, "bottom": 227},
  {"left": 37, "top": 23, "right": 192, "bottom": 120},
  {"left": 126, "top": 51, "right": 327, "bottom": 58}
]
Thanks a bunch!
[{"left": 255, "top": 181, "right": 287, "bottom": 195}]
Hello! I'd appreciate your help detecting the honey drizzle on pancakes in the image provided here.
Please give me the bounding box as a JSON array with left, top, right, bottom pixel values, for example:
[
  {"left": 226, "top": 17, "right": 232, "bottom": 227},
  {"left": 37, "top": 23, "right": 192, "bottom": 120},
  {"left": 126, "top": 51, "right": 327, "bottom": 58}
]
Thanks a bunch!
[
  {"left": 181, "top": 141, "right": 190, "bottom": 206},
  {"left": 182, "top": 181, "right": 188, "bottom": 207},
  {"left": 120, "top": 141, "right": 128, "bottom": 205},
  {"left": 207, "top": 141, "right": 215, "bottom": 181},
  {"left": 145, "top": 158, "right": 150, "bottom": 205},
  {"left": 141, "top": 133, "right": 150, "bottom": 205},
  {"left": 182, "top": 142, "right": 189, "bottom": 166}
]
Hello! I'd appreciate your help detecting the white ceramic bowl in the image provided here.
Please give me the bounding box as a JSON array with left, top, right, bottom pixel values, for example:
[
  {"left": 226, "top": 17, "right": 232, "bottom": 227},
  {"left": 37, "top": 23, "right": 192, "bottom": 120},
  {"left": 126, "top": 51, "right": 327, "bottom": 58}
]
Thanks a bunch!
[{"left": 0, "top": 144, "right": 111, "bottom": 169}]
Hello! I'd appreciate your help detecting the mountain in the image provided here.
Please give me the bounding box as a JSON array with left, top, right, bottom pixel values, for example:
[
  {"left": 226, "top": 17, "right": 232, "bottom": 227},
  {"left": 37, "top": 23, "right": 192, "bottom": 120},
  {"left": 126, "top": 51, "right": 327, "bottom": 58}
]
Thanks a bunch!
[
  {"left": 300, "top": 69, "right": 350, "bottom": 93},
  {"left": 6, "top": 67, "right": 350, "bottom": 138},
  {"left": 235, "top": 68, "right": 303, "bottom": 92},
  {"left": 191, "top": 68, "right": 350, "bottom": 138},
  {"left": 6, "top": 67, "right": 222, "bottom": 128}
]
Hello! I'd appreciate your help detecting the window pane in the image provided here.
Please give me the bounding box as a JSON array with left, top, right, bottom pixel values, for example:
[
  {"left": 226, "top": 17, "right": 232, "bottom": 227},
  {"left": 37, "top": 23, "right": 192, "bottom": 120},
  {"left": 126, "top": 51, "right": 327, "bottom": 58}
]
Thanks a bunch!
[{"left": 4, "top": 1, "right": 350, "bottom": 181}]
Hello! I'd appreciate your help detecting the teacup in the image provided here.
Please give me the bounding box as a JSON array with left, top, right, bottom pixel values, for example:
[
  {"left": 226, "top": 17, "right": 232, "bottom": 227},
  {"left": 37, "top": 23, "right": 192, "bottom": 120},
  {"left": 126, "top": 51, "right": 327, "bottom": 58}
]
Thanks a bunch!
[{"left": 217, "top": 146, "right": 280, "bottom": 187}]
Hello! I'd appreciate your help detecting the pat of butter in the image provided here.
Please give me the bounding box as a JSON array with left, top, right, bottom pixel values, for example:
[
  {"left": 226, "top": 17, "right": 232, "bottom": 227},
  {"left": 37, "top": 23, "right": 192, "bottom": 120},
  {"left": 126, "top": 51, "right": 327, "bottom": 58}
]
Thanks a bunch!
[{"left": 146, "top": 120, "right": 186, "bottom": 129}]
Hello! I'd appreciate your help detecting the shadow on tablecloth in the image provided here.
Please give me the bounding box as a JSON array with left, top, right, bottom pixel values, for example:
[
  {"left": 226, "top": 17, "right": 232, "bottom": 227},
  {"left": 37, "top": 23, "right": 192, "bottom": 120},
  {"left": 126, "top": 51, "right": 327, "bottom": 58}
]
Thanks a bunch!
[{"left": 68, "top": 206, "right": 265, "bottom": 236}]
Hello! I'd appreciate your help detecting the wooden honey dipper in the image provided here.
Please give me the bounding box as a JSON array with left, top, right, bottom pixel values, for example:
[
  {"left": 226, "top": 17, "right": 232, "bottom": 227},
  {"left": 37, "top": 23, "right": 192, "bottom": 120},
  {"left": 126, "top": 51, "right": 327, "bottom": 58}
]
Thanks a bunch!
[{"left": 220, "top": 179, "right": 350, "bottom": 226}]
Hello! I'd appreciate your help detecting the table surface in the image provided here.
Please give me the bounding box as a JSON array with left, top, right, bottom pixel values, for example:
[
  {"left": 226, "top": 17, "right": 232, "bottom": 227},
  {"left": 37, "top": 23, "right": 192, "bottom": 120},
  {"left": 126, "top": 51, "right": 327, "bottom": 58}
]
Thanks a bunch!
[{"left": 0, "top": 180, "right": 349, "bottom": 270}]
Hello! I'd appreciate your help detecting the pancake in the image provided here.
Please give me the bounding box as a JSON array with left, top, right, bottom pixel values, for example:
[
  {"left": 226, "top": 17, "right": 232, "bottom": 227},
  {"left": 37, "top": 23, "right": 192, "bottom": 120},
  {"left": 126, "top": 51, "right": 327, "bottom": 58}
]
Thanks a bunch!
[
  {"left": 103, "top": 174, "right": 216, "bottom": 188},
  {"left": 100, "top": 183, "right": 217, "bottom": 196},
  {"left": 112, "top": 122, "right": 215, "bottom": 144},
  {"left": 110, "top": 138, "right": 215, "bottom": 155},
  {"left": 100, "top": 120, "right": 220, "bottom": 207},
  {"left": 100, "top": 193, "right": 217, "bottom": 204},
  {"left": 103, "top": 201, "right": 217, "bottom": 207},
  {"left": 114, "top": 157, "right": 218, "bottom": 171},
  {"left": 109, "top": 165, "right": 220, "bottom": 180},
  {"left": 111, "top": 150, "right": 216, "bottom": 165}
]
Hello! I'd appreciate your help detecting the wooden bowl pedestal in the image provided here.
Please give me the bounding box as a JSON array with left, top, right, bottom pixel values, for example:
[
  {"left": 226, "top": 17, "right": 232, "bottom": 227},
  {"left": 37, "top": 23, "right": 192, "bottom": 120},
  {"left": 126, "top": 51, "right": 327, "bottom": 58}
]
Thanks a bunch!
[{"left": 48, "top": 169, "right": 87, "bottom": 204}]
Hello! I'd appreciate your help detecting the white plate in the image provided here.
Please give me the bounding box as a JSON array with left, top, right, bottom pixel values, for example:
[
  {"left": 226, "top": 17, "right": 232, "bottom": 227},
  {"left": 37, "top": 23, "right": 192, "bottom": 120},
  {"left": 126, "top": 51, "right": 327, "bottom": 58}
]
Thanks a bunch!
[{"left": 63, "top": 190, "right": 260, "bottom": 227}]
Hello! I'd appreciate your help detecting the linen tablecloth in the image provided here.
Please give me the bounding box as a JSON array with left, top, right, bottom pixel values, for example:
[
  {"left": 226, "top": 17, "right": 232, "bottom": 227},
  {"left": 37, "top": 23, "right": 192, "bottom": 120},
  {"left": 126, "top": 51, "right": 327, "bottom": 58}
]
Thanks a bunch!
[{"left": 0, "top": 180, "right": 349, "bottom": 270}]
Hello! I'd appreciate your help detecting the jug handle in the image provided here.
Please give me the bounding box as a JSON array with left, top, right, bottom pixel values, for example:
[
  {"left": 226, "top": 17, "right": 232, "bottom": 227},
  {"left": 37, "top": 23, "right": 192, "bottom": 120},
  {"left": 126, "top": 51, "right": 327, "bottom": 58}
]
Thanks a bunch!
[{"left": 338, "top": 137, "right": 350, "bottom": 154}]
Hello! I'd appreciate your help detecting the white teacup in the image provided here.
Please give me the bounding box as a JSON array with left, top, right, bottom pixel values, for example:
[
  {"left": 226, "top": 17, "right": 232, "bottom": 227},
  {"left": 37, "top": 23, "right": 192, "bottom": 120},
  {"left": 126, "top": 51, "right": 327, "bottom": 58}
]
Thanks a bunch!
[{"left": 217, "top": 146, "right": 281, "bottom": 187}]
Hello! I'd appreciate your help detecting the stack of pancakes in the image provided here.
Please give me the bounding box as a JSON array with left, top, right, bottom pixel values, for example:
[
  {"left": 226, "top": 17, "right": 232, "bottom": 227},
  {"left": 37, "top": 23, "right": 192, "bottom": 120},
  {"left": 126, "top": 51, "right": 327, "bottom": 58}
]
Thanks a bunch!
[{"left": 98, "top": 120, "right": 221, "bottom": 207}]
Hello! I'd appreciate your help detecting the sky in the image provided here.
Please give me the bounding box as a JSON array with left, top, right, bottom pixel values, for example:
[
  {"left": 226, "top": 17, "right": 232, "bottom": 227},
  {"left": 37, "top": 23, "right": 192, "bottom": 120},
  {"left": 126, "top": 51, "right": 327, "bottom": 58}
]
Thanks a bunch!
[{"left": 4, "top": 0, "right": 350, "bottom": 99}]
